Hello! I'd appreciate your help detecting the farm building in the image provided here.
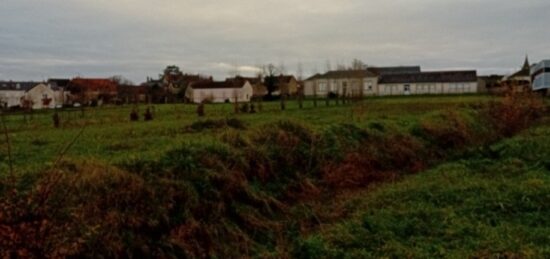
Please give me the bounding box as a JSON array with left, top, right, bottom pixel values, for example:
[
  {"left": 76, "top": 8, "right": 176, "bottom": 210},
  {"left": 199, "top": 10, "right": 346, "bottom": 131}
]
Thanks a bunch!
[
  {"left": 303, "top": 66, "right": 424, "bottom": 97},
  {"left": 227, "top": 76, "right": 268, "bottom": 99},
  {"left": 378, "top": 70, "right": 478, "bottom": 95},
  {"left": 24, "top": 83, "right": 58, "bottom": 109},
  {"left": 0, "top": 81, "right": 45, "bottom": 109},
  {"left": 303, "top": 69, "right": 379, "bottom": 97},
  {"left": 531, "top": 60, "right": 550, "bottom": 92},
  {"left": 66, "top": 78, "right": 118, "bottom": 106},
  {"left": 1, "top": 82, "right": 29, "bottom": 108},
  {"left": 185, "top": 80, "right": 253, "bottom": 103}
]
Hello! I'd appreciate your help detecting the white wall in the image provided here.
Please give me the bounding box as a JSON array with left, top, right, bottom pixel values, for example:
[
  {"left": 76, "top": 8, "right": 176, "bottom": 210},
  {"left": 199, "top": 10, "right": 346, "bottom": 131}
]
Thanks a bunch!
[
  {"left": 304, "top": 77, "right": 379, "bottom": 96},
  {"left": 378, "top": 82, "right": 478, "bottom": 96},
  {"left": 0, "top": 90, "right": 25, "bottom": 108},
  {"left": 187, "top": 82, "right": 253, "bottom": 103},
  {"left": 25, "top": 83, "right": 57, "bottom": 109}
]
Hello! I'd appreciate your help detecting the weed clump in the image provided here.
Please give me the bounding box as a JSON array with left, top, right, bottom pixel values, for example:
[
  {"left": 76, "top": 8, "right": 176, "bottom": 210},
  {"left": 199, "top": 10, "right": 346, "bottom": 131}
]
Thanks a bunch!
[
  {"left": 249, "top": 120, "right": 317, "bottom": 184},
  {"left": 484, "top": 91, "right": 546, "bottom": 137},
  {"left": 414, "top": 110, "right": 474, "bottom": 150},
  {"left": 184, "top": 118, "right": 247, "bottom": 132}
]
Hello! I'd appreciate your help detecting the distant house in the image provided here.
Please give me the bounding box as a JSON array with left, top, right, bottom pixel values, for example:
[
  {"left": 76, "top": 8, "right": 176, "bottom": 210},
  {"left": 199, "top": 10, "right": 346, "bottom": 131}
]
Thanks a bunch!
[
  {"left": 0, "top": 81, "right": 41, "bottom": 109},
  {"left": 227, "top": 76, "right": 267, "bottom": 99},
  {"left": 47, "top": 78, "right": 71, "bottom": 107},
  {"left": 264, "top": 75, "right": 299, "bottom": 97},
  {"left": 378, "top": 71, "right": 478, "bottom": 95},
  {"left": 185, "top": 80, "right": 253, "bottom": 103},
  {"left": 478, "top": 75, "right": 505, "bottom": 94},
  {"left": 24, "top": 83, "right": 57, "bottom": 109},
  {"left": 304, "top": 69, "right": 379, "bottom": 97},
  {"left": 66, "top": 78, "right": 118, "bottom": 106},
  {"left": 502, "top": 56, "right": 531, "bottom": 91},
  {"left": 118, "top": 84, "right": 148, "bottom": 104}
]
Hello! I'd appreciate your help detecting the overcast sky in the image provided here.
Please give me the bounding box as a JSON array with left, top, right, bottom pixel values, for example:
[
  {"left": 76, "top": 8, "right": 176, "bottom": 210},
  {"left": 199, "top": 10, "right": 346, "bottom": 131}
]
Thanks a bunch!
[{"left": 1, "top": 0, "right": 549, "bottom": 83}]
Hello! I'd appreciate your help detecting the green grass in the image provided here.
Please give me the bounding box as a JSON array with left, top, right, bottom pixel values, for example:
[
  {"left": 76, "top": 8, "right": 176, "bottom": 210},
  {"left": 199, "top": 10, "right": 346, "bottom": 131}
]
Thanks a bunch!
[
  {"left": 298, "top": 122, "right": 550, "bottom": 258},
  {"left": 1, "top": 95, "right": 495, "bottom": 174},
  {"left": 2, "top": 94, "right": 549, "bottom": 257}
]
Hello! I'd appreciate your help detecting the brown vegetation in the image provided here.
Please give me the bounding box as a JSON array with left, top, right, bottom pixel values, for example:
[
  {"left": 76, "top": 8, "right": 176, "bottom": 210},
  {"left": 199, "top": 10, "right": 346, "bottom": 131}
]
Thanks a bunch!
[{"left": 1, "top": 91, "right": 547, "bottom": 257}]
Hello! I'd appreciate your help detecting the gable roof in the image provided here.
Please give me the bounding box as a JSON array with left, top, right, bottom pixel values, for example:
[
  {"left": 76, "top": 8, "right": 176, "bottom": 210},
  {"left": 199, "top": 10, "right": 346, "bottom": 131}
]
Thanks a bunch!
[
  {"left": 47, "top": 78, "right": 71, "bottom": 88},
  {"left": 0, "top": 81, "right": 42, "bottom": 91},
  {"left": 367, "top": 66, "right": 421, "bottom": 75},
  {"left": 379, "top": 71, "right": 478, "bottom": 84},
  {"left": 323, "top": 70, "right": 377, "bottom": 79},
  {"left": 67, "top": 78, "right": 118, "bottom": 92},
  {"left": 305, "top": 73, "right": 322, "bottom": 81},
  {"left": 227, "top": 76, "right": 263, "bottom": 85},
  {"left": 308, "top": 70, "right": 377, "bottom": 80}
]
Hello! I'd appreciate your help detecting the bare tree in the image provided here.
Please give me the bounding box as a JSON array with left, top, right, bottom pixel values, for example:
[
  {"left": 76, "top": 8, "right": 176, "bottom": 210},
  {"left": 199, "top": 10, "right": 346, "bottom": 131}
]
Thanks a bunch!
[
  {"left": 298, "top": 86, "right": 304, "bottom": 109},
  {"left": 263, "top": 63, "right": 282, "bottom": 97},
  {"left": 336, "top": 63, "right": 347, "bottom": 71},
  {"left": 313, "top": 83, "right": 318, "bottom": 107},
  {"left": 334, "top": 80, "right": 340, "bottom": 105},
  {"left": 111, "top": 75, "right": 134, "bottom": 86},
  {"left": 278, "top": 62, "right": 286, "bottom": 75},
  {"left": 325, "top": 59, "right": 332, "bottom": 72},
  {"left": 279, "top": 76, "right": 286, "bottom": 111},
  {"left": 233, "top": 89, "right": 239, "bottom": 114},
  {"left": 297, "top": 62, "right": 304, "bottom": 81},
  {"left": 351, "top": 59, "right": 367, "bottom": 70},
  {"left": 342, "top": 85, "right": 348, "bottom": 104}
]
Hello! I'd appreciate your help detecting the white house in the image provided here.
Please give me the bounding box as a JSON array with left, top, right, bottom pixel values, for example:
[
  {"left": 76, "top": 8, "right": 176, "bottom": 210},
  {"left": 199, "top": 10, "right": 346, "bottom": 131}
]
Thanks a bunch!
[
  {"left": 185, "top": 80, "right": 253, "bottom": 103},
  {"left": 0, "top": 90, "right": 25, "bottom": 108},
  {"left": 0, "top": 81, "right": 39, "bottom": 108},
  {"left": 303, "top": 67, "right": 421, "bottom": 97},
  {"left": 304, "top": 70, "right": 379, "bottom": 97},
  {"left": 24, "top": 83, "right": 57, "bottom": 109}
]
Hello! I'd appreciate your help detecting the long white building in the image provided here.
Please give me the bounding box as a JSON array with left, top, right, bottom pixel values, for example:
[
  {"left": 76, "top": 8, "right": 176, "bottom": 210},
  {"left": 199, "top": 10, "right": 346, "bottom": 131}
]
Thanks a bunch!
[{"left": 304, "top": 66, "right": 478, "bottom": 97}]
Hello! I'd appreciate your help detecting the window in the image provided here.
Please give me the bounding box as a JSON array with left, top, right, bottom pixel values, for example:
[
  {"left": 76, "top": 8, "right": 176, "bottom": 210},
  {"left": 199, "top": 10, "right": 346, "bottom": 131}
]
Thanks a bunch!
[
  {"left": 404, "top": 85, "right": 411, "bottom": 92},
  {"left": 363, "top": 82, "right": 373, "bottom": 92},
  {"left": 318, "top": 82, "right": 327, "bottom": 92}
]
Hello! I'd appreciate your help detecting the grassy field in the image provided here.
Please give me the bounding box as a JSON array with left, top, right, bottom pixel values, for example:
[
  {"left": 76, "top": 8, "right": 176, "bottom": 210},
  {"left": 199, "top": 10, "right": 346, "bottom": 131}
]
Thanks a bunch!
[
  {"left": 1, "top": 94, "right": 494, "bottom": 174},
  {"left": 1, "top": 93, "right": 549, "bottom": 258},
  {"left": 296, "top": 122, "right": 550, "bottom": 258}
]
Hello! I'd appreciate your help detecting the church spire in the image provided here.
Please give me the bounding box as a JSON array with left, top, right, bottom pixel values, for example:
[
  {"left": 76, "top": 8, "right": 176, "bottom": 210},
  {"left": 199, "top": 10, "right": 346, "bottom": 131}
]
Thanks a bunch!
[{"left": 523, "top": 55, "right": 530, "bottom": 70}]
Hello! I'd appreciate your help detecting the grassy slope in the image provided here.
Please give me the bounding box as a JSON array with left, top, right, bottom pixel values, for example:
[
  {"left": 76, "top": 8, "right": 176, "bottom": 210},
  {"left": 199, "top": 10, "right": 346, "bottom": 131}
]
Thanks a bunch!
[
  {"left": 297, "top": 122, "right": 550, "bottom": 258},
  {"left": 2, "top": 94, "right": 550, "bottom": 257},
  {"left": 1, "top": 95, "right": 493, "bottom": 174}
]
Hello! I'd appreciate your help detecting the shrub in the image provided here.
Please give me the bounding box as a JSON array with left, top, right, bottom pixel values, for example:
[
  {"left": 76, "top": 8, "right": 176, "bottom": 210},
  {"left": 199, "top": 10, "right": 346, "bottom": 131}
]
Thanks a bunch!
[
  {"left": 0, "top": 160, "right": 172, "bottom": 257},
  {"left": 484, "top": 91, "right": 546, "bottom": 137},
  {"left": 415, "top": 110, "right": 474, "bottom": 150},
  {"left": 250, "top": 120, "right": 316, "bottom": 175},
  {"left": 319, "top": 123, "right": 370, "bottom": 162},
  {"left": 184, "top": 118, "right": 247, "bottom": 132},
  {"left": 239, "top": 103, "right": 249, "bottom": 113}
]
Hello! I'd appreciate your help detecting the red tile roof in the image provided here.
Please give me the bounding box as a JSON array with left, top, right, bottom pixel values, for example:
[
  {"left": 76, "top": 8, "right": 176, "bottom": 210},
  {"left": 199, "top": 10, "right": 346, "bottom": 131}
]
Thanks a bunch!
[{"left": 67, "top": 78, "right": 118, "bottom": 93}]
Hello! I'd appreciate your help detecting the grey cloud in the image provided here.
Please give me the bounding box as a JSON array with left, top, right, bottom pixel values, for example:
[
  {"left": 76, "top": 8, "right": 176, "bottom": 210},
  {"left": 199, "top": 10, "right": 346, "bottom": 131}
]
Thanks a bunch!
[{"left": 1, "top": 0, "right": 549, "bottom": 82}]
